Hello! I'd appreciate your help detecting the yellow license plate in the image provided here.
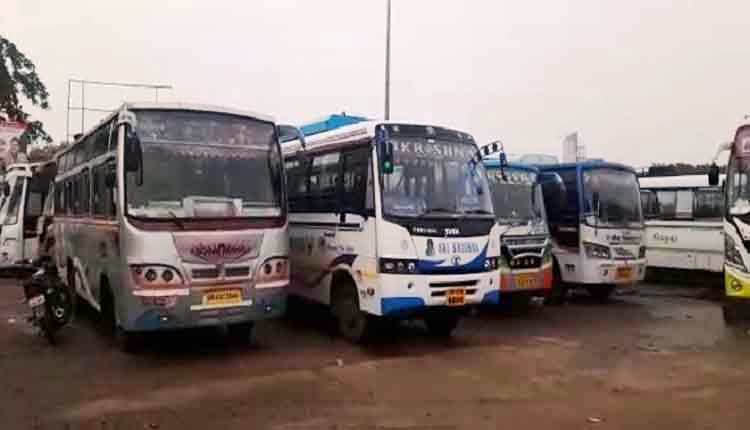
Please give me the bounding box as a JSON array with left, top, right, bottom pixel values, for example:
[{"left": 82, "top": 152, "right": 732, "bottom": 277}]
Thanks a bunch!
[
  {"left": 515, "top": 273, "right": 538, "bottom": 289},
  {"left": 446, "top": 289, "right": 466, "bottom": 306},
  {"left": 616, "top": 267, "right": 632, "bottom": 280},
  {"left": 203, "top": 289, "right": 242, "bottom": 306}
]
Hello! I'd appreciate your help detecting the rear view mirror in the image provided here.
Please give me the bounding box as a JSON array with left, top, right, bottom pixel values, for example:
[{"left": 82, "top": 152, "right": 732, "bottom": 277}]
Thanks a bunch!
[
  {"left": 124, "top": 132, "right": 142, "bottom": 173},
  {"left": 2, "top": 182, "right": 9, "bottom": 197},
  {"left": 105, "top": 170, "right": 116, "bottom": 188},
  {"left": 708, "top": 163, "right": 720, "bottom": 186},
  {"left": 539, "top": 172, "right": 566, "bottom": 215}
]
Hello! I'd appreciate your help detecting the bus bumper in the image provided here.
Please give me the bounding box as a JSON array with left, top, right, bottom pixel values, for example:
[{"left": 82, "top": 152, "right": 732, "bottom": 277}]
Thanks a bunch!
[
  {"left": 578, "top": 258, "right": 646, "bottom": 286},
  {"left": 725, "top": 266, "right": 750, "bottom": 300},
  {"left": 498, "top": 264, "right": 554, "bottom": 297},
  {"left": 123, "top": 286, "right": 287, "bottom": 332},
  {"left": 375, "top": 271, "right": 498, "bottom": 318}
]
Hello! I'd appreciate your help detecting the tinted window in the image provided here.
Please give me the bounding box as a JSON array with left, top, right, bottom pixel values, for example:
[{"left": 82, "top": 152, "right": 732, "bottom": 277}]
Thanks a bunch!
[
  {"left": 92, "top": 160, "right": 116, "bottom": 217},
  {"left": 694, "top": 188, "right": 723, "bottom": 219},
  {"left": 285, "top": 157, "right": 308, "bottom": 213},
  {"left": 341, "top": 147, "right": 370, "bottom": 215},
  {"left": 309, "top": 152, "right": 341, "bottom": 213}
]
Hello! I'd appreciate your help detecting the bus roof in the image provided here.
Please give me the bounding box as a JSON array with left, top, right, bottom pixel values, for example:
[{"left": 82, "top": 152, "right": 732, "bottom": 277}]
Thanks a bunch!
[
  {"left": 299, "top": 114, "right": 369, "bottom": 137},
  {"left": 638, "top": 174, "right": 725, "bottom": 189},
  {"left": 482, "top": 159, "right": 540, "bottom": 173},
  {"left": 280, "top": 120, "right": 474, "bottom": 156},
  {"left": 56, "top": 102, "right": 276, "bottom": 160},
  {"left": 537, "top": 160, "right": 637, "bottom": 174}
]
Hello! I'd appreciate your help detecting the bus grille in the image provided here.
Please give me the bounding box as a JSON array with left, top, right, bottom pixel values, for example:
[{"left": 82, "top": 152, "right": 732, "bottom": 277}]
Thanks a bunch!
[
  {"left": 429, "top": 280, "right": 478, "bottom": 289},
  {"left": 192, "top": 268, "right": 220, "bottom": 279},
  {"left": 225, "top": 266, "right": 251, "bottom": 277}
]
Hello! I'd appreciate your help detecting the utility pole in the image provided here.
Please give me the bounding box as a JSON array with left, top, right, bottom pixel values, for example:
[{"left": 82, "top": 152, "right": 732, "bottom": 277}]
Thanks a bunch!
[{"left": 384, "top": 0, "right": 392, "bottom": 120}]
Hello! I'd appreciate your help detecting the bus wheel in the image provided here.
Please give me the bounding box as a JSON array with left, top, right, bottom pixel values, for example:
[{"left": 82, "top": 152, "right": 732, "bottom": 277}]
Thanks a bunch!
[
  {"left": 332, "top": 280, "right": 373, "bottom": 344},
  {"left": 424, "top": 312, "right": 461, "bottom": 337},
  {"left": 101, "top": 285, "right": 141, "bottom": 353},
  {"left": 545, "top": 261, "right": 568, "bottom": 305},
  {"left": 588, "top": 285, "right": 616, "bottom": 302}
]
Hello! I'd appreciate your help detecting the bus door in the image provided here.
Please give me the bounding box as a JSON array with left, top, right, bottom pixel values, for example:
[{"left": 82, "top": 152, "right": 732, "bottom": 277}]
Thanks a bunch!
[{"left": 0, "top": 175, "right": 28, "bottom": 266}]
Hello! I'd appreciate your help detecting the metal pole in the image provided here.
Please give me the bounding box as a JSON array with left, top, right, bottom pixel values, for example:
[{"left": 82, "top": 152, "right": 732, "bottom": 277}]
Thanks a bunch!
[
  {"left": 66, "top": 80, "right": 71, "bottom": 142},
  {"left": 80, "top": 83, "right": 85, "bottom": 135},
  {"left": 384, "top": 0, "right": 391, "bottom": 120}
]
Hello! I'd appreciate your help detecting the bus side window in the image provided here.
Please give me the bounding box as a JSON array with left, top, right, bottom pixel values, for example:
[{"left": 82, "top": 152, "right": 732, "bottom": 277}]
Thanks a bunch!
[
  {"left": 694, "top": 188, "right": 723, "bottom": 219},
  {"left": 80, "top": 168, "right": 91, "bottom": 215},
  {"left": 341, "top": 147, "right": 370, "bottom": 216},
  {"left": 309, "top": 152, "right": 341, "bottom": 214},
  {"left": 285, "top": 157, "right": 309, "bottom": 213},
  {"left": 656, "top": 190, "right": 676, "bottom": 219}
]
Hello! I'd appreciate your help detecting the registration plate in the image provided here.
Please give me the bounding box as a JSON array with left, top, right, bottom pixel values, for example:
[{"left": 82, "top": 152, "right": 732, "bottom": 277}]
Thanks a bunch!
[
  {"left": 28, "top": 295, "right": 45, "bottom": 308},
  {"left": 515, "top": 273, "right": 538, "bottom": 289},
  {"left": 446, "top": 289, "right": 466, "bottom": 306},
  {"left": 616, "top": 266, "right": 632, "bottom": 280},
  {"left": 203, "top": 289, "right": 242, "bottom": 307}
]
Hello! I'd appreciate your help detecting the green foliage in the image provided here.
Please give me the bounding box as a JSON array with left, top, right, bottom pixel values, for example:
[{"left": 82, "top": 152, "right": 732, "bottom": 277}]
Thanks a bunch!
[
  {"left": 27, "top": 141, "right": 69, "bottom": 163},
  {"left": 0, "top": 35, "right": 51, "bottom": 143}
]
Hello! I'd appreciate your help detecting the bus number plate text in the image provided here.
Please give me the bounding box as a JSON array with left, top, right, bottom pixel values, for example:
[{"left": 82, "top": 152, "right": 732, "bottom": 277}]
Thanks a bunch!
[
  {"left": 446, "top": 289, "right": 466, "bottom": 306},
  {"left": 203, "top": 289, "right": 242, "bottom": 306}
]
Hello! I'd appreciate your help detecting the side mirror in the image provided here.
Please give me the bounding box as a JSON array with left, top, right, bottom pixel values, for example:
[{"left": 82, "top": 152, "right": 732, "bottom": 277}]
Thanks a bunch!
[
  {"left": 124, "top": 130, "right": 142, "bottom": 173},
  {"left": 2, "top": 182, "right": 9, "bottom": 197},
  {"left": 708, "top": 163, "right": 720, "bottom": 186},
  {"left": 592, "top": 191, "right": 601, "bottom": 216},
  {"left": 539, "top": 172, "right": 566, "bottom": 215},
  {"left": 105, "top": 170, "right": 116, "bottom": 188}
]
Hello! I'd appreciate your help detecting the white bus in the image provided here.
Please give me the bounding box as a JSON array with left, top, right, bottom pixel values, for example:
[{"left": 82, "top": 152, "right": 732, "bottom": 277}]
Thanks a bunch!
[
  {"left": 281, "top": 119, "right": 501, "bottom": 342},
  {"left": 639, "top": 174, "right": 724, "bottom": 273},
  {"left": 0, "top": 161, "right": 56, "bottom": 273},
  {"left": 53, "top": 103, "right": 289, "bottom": 350},
  {"left": 538, "top": 161, "right": 647, "bottom": 302}
]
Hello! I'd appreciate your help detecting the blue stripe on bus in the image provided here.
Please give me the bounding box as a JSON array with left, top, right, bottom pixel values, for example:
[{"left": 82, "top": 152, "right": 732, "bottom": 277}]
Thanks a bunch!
[{"left": 381, "top": 297, "right": 425, "bottom": 317}]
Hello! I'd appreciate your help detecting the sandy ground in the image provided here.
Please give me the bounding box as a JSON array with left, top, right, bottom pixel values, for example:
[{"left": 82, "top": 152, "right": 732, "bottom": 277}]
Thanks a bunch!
[{"left": 1, "top": 280, "right": 749, "bottom": 429}]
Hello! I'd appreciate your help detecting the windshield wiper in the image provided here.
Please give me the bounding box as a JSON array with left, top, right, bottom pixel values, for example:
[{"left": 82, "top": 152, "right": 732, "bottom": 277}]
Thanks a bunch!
[
  {"left": 167, "top": 210, "right": 186, "bottom": 230},
  {"left": 462, "top": 209, "right": 493, "bottom": 215}
]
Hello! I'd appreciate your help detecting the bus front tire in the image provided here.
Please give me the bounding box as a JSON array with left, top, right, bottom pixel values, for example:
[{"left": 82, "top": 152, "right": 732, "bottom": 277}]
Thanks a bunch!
[
  {"left": 546, "top": 261, "right": 568, "bottom": 305},
  {"left": 101, "top": 285, "right": 142, "bottom": 353},
  {"left": 332, "top": 280, "right": 374, "bottom": 344},
  {"left": 424, "top": 312, "right": 461, "bottom": 337}
]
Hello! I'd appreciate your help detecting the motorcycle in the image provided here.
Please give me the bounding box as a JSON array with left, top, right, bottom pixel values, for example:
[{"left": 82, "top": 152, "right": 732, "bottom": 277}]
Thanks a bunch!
[{"left": 22, "top": 258, "right": 73, "bottom": 345}]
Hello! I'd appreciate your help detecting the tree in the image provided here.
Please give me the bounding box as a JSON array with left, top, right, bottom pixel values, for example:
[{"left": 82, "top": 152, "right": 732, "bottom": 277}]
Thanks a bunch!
[
  {"left": 0, "top": 35, "right": 51, "bottom": 144},
  {"left": 27, "top": 141, "right": 68, "bottom": 162}
]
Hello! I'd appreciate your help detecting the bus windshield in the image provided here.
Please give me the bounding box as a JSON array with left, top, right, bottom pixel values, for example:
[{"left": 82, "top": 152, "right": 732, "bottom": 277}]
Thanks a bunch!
[
  {"left": 582, "top": 168, "right": 643, "bottom": 228},
  {"left": 126, "top": 110, "right": 283, "bottom": 219},
  {"left": 488, "top": 168, "right": 547, "bottom": 228},
  {"left": 380, "top": 134, "right": 493, "bottom": 218},
  {"left": 727, "top": 155, "right": 750, "bottom": 216}
]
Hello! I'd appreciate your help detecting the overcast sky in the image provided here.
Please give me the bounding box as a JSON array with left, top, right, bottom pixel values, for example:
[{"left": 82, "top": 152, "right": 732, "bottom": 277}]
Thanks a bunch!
[{"left": 3, "top": 0, "right": 750, "bottom": 166}]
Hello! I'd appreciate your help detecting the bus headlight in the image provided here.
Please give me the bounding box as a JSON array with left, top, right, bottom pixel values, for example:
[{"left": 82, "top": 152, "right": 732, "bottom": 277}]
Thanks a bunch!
[
  {"left": 130, "top": 265, "right": 184, "bottom": 288},
  {"left": 584, "top": 242, "right": 611, "bottom": 260},
  {"left": 725, "top": 236, "right": 745, "bottom": 270},
  {"left": 379, "top": 258, "right": 419, "bottom": 274},
  {"left": 256, "top": 257, "right": 289, "bottom": 287},
  {"left": 484, "top": 257, "right": 500, "bottom": 271}
]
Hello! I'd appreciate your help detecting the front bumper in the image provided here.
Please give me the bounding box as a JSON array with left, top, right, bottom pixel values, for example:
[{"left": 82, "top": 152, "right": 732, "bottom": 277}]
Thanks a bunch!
[
  {"left": 578, "top": 258, "right": 646, "bottom": 285},
  {"left": 376, "top": 271, "right": 498, "bottom": 318},
  {"left": 725, "top": 266, "right": 750, "bottom": 300},
  {"left": 499, "top": 264, "right": 554, "bottom": 296},
  {"left": 122, "top": 285, "right": 287, "bottom": 332}
]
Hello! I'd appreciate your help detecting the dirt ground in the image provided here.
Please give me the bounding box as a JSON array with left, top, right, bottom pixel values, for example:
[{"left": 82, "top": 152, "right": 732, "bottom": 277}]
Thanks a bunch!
[{"left": 1, "top": 279, "right": 750, "bottom": 430}]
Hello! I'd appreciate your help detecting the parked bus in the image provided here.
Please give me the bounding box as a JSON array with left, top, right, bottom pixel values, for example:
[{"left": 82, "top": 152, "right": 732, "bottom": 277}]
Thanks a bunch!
[
  {"left": 537, "top": 160, "right": 646, "bottom": 302},
  {"left": 53, "top": 103, "right": 288, "bottom": 349},
  {"left": 281, "top": 118, "right": 501, "bottom": 342},
  {"left": 639, "top": 174, "right": 724, "bottom": 274},
  {"left": 484, "top": 157, "right": 553, "bottom": 306},
  {"left": 0, "top": 161, "right": 56, "bottom": 273},
  {"left": 709, "top": 125, "right": 750, "bottom": 321}
]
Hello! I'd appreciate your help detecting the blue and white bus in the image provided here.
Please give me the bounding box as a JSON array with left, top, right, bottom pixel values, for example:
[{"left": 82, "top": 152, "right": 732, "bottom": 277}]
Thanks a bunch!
[
  {"left": 281, "top": 117, "right": 502, "bottom": 342},
  {"left": 537, "top": 161, "right": 647, "bottom": 302}
]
